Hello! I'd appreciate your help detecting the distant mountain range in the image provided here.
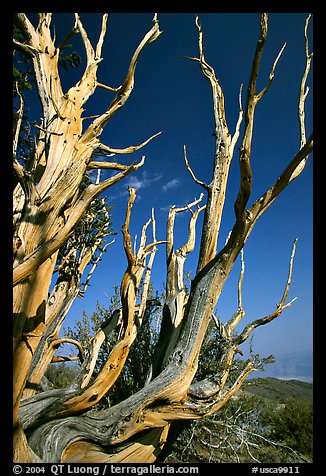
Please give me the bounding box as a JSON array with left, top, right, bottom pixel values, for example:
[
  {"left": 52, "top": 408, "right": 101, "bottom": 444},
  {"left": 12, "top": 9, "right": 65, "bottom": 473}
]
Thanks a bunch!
[
  {"left": 248, "top": 350, "right": 313, "bottom": 382},
  {"left": 244, "top": 377, "right": 313, "bottom": 402}
]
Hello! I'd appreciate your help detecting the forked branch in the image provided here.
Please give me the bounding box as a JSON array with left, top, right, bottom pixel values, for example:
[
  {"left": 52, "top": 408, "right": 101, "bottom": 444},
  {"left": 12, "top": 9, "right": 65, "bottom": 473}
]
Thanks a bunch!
[
  {"left": 81, "top": 14, "right": 162, "bottom": 142},
  {"left": 235, "top": 239, "right": 297, "bottom": 346},
  {"left": 234, "top": 13, "right": 286, "bottom": 223}
]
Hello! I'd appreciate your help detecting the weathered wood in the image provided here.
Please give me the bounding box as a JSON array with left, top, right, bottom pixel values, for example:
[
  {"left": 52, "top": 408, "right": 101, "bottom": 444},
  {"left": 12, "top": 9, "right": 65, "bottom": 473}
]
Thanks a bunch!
[
  {"left": 13, "top": 13, "right": 162, "bottom": 462},
  {"left": 13, "top": 13, "right": 313, "bottom": 463}
]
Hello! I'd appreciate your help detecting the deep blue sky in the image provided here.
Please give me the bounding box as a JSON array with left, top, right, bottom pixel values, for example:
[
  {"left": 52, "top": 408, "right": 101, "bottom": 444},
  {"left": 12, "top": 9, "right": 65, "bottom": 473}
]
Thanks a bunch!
[{"left": 25, "top": 13, "right": 313, "bottom": 361}]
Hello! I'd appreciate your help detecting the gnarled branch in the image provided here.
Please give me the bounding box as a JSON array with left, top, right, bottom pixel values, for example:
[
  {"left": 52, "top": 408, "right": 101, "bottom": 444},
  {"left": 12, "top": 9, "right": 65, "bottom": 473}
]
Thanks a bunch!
[
  {"left": 234, "top": 239, "right": 297, "bottom": 346},
  {"left": 81, "top": 14, "right": 163, "bottom": 142}
]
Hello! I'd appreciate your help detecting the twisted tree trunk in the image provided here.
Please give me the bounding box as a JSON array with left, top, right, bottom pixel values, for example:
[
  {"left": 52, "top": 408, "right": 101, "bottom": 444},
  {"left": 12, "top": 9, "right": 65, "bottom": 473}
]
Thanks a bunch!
[{"left": 13, "top": 13, "right": 312, "bottom": 463}]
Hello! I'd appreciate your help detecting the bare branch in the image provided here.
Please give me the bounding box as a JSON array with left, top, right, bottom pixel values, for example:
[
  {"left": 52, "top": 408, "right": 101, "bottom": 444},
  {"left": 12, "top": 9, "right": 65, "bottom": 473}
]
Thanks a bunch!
[
  {"left": 87, "top": 161, "right": 129, "bottom": 171},
  {"left": 277, "top": 238, "right": 298, "bottom": 308},
  {"left": 13, "top": 86, "right": 40, "bottom": 209},
  {"left": 13, "top": 83, "right": 24, "bottom": 157},
  {"left": 51, "top": 355, "right": 79, "bottom": 363},
  {"left": 194, "top": 16, "right": 230, "bottom": 142},
  {"left": 138, "top": 209, "right": 158, "bottom": 318},
  {"left": 13, "top": 38, "right": 38, "bottom": 56},
  {"left": 237, "top": 249, "right": 245, "bottom": 311},
  {"left": 234, "top": 13, "right": 269, "bottom": 223},
  {"left": 57, "top": 22, "right": 79, "bottom": 51},
  {"left": 298, "top": 14, "right": 313, "bottom": 148},
  {"left": 57, "top": 14, "right": 108, "bottom": 112},
  {"left": 33, "top": 123, "right": 63, "bottom": 136},
  {"left": 96, "top": 82, "right": 121, "bottom": 92},
  {"left": 180, "top": 203, "right": 206, "bottom": 256},
  {"left": 91, "top": 132, "right": 162, "bottom": 158},
  {"left": 234, "top": 239, "right": 297, "bottom": 346},
  {"left": 74, "top": 13, "right": 96, "bottom": 67},
  {"left": 183, "top": 145, "right": 208, "bottom": 190},
  {"left": 37, "top": 14, "right": 52, "bottom": 28},
  {"left": 173, "top": 193, "right": 205, "bottom": 215},
  {"left": 166, "top": 193, "right": 205, "bottom": 261},
  {"left": 95, "top": 14, "right": 109, "bottom": 60},
  {"left": 230, "top": 84, "right": 243, "bottom": 156},
  {"left": 225, "top": 249, "right": 246, "bottom": 336},
  {"left": 122, "top": 187, "right": 137, "bottom": 266},
  {"left": 249, "top": 133, "right": 313, "bottom": 223},
  {"left": 148, "top": 193, "right": 206, "bottom": 381},
  {"left": 137, "top": 218, "right": 152, "bottom": 259},
  {"left": 191, "top": 16, "right": 235, "bottom": 272},
  {"left": 255, "top": 42, "right": 286, "bottom": 102}
]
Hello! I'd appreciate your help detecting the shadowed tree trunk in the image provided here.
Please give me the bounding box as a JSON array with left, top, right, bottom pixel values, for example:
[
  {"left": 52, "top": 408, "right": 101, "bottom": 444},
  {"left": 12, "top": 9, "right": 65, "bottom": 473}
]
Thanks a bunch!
[{"left": 13, "top": 13, "right": 312, "bottom": 463}]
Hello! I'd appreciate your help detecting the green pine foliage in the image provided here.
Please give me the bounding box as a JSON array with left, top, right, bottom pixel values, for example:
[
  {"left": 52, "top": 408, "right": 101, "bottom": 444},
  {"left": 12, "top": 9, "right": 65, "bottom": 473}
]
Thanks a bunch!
[
  {"left": 45, "top": 362, "right": 79, "bottom": 389},
  {"left": 262, "top": 398, "right": 313, "bottom": 459}
]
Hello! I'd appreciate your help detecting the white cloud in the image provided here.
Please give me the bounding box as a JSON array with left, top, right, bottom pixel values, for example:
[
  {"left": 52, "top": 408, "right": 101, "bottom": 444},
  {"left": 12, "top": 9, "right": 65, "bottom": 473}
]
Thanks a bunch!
[
  {"left": 162, "top": 178, "right": 181, "bottom": 192},
  {"left": 128, "top": 176, "right": 143, "bottom": 189},
  {"left": 159, "top": 204, "right": 174, "bottom": 212},
  {"left": 128, "top": 171, "right": 162, "bottom": 190}
]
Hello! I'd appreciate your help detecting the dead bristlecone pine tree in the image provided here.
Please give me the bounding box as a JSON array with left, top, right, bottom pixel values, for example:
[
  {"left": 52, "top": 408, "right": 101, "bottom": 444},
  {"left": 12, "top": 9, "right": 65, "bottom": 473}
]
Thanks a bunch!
[{"left": 13, "top": 13, "right": 313, "bottom": 463}]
